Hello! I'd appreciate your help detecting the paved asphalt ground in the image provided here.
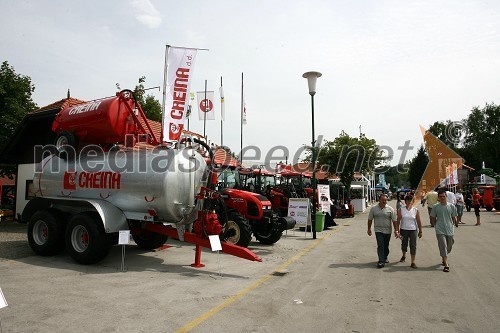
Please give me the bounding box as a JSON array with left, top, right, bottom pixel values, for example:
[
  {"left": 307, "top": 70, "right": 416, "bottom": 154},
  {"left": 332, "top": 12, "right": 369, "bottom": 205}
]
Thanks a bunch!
[{"left": 0, "top": 201, "right": 499, "bottom": 333}]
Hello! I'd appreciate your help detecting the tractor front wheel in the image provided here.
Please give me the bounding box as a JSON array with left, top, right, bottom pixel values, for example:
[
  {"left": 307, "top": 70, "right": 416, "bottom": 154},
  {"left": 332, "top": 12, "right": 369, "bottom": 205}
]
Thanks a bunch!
[
  {"left": 254, "top": 228, "right": 282, "bottom": 245},
  {"left": 220, "top": 211, "right": 252, "bottom": 248}
]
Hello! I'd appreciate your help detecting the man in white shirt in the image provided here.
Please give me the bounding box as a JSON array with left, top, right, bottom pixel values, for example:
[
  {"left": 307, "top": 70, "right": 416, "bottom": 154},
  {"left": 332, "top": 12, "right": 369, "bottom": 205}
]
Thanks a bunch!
[
  {"left": 445, "top": 187, "right": 456, "bottom": 205},
  {"left": 455, "top": 190, "right": 465, "bottom": 224}
]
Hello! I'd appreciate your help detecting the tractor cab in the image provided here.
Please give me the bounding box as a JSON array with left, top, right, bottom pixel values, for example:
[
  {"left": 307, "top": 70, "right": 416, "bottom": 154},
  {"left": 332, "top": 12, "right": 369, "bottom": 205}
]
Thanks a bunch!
[{"left": 238, "top": 167, "right": 276, "bottom": 195}]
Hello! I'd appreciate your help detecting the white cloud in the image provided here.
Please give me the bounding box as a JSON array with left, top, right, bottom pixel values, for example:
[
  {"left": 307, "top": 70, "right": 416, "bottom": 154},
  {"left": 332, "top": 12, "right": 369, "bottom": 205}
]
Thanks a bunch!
[{"left": 130, "top": 0, "right": 161, "bottom": 28}]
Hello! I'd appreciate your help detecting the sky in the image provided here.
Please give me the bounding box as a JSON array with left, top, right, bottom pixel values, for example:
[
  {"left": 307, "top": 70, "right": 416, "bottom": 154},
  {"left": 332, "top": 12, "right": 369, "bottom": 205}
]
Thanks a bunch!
[{"left": 1, "top": 0, "right": 499, "bottom": 170}]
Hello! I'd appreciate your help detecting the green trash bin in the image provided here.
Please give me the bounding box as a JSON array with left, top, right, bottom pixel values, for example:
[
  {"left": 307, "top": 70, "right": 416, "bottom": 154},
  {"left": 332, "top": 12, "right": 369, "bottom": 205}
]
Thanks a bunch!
[{"left": 315, "top": 211, "right": 325, "bottom": 232}]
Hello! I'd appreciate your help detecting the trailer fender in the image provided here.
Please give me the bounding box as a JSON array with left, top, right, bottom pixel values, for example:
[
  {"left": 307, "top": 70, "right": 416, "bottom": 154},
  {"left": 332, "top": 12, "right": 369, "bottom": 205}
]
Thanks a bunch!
[
  {"left": 84, "top": 199, "right": 128, "bottom": 232},
  {"left": 22, "top": 197, "right": 127, "bottom": 232},
  {"left": 21, "top": 197, "right": 51, "bottom": 223}
]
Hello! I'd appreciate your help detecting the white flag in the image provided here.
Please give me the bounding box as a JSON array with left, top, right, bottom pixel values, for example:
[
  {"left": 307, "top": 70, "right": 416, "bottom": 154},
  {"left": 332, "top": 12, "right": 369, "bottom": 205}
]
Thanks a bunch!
[
  {"left": 220, "top": 85, "right": 225, "bottom": 121},
  {"left": 242, "top": 100, "right": 247, "bottom": 124},
  {"left": 163, "top": 47, "right": 197, "bottom": 141},
  {"left": 197, "top": 91, "right": 216, "bottom": 120},
  {"left": 187, "top": 92, "right": 195, "bottom": 118}
]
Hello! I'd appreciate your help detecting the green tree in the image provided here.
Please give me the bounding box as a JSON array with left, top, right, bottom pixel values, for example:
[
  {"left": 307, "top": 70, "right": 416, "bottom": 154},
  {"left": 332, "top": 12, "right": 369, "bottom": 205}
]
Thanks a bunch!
[
  {"left": 427, "top": 120, "right": 462, "bottom": 149},
  {"left": 407, "top": 144, "right": 429, "bottom": 188},
  {"left": 316, "top": 131, "right": 386, "bottom": 197},
  {"left": 0, "top": 61, "right": 38, "bottom": 177},
  {"left": 133, "top": 76, "right": 161, "bottom": 122},
  {"left": 463, "top": 103, "right": 500, "bottom": 173},
  {"left": 0, "top": 61, "right": 38, "bottom": 152}
]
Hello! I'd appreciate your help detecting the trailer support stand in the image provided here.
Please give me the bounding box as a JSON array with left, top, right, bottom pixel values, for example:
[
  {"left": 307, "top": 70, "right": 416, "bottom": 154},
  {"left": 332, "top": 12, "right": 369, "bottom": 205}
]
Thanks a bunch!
[{"left": 191, "top": 244, "right": 205, "bottom": 268}]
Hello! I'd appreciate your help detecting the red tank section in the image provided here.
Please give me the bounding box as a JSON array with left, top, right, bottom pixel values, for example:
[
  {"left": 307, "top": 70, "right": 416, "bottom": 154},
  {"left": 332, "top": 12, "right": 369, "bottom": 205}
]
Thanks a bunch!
[{"left": 52, "top": 91, "right": 159, "bottom": 147}]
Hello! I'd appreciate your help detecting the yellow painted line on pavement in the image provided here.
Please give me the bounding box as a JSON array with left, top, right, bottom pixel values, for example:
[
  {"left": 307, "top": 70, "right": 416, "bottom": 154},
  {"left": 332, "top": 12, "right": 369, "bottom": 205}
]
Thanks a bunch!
[{"left": 175, "top": 224, "right": 349, "bottom": 333}]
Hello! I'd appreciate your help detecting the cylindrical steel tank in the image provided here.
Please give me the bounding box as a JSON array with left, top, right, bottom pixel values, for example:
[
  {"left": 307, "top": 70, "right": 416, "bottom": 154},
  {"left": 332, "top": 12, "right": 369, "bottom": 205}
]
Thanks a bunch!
[
  {"left": 33, "top": 147, "right": 208, "bottom": 223},
  {"left": 52, "top": 95, "right": 137, "bottom": 146}
]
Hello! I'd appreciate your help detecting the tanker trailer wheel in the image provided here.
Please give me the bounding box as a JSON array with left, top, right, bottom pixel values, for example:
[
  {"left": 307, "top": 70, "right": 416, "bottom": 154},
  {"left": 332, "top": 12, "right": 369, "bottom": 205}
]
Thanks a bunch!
[
  {"left": 220, "top": 211, "right": 252, "bottom": 248},
  {"left": 55, "top": 131, "right": 78, "bottom": 160},
  {"left": 131, "top": 229, "right": 168, "bottom": 250},
  {"left": 27, "top": 210, "right": 65, "bottom": 256},
  {"left": 65, "top": 213, "right": 111, "bottom": 265}
]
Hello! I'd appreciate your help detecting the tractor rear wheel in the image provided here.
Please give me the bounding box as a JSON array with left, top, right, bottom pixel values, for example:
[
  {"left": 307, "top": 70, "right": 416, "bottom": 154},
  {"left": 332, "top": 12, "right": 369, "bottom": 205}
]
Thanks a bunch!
[{"left": 221, "top": 211, "right": 252, "bottom": 248}]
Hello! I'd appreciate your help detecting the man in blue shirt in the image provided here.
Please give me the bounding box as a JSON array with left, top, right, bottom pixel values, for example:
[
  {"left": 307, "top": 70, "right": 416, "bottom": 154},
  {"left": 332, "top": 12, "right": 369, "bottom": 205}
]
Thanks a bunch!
[{"left": 367, "top": 194, "right": 398, "bottom": 268}]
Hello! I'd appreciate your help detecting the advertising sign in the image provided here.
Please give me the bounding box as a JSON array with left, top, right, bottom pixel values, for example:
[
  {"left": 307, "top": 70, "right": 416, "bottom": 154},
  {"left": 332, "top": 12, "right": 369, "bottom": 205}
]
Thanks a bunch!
[
  {"left": 317, "top": 184, "right": 331, "bottom": 214},
  {"left": 287, "top": 198, "right": 310, "bottom": 225},
  {"left": 163, "top": 46, "right": 198, "bottom": 141}
]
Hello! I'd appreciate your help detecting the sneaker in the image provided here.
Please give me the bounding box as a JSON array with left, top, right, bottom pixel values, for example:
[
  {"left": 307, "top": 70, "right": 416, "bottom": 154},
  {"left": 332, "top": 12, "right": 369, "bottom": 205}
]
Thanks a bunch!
[{"left": 377, "top": 262, "right": 384, "bottom": 268}]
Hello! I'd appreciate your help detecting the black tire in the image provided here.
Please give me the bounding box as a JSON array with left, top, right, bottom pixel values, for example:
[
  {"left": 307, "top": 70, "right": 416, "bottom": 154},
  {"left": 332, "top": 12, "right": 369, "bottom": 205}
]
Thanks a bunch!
[
  {"left": 220, "top": 210, "right": 252, "bottom": 248},
  {"left": 65, "top": 213, "right": 111, "bottom": 265},
  {"left": 132, "top": 229, "right": 168, "bottom": 250},
  {"left": 254, "top": 228, "right": 282, "bottom": 245},
  {"left": 55, "top": 131, "right": 78, "bottom": 160},
  {"left": 27, "top": 210, "right": 65, "bottom": 256},
  {"left": 486, "top": 206, "right": 493, "bottom": 211}
]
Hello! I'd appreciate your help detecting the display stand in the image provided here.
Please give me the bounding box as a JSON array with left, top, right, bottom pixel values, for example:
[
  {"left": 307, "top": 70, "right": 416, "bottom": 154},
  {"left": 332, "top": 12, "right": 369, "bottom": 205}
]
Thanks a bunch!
[
  {"left": 118, "top": 230, "right": 130, "bottom": 272},
  {"left": 208, "top": 235, "right": 223, "bottom": 279},
  {"left": 287, "top": 198, "right": 310, "bottom": 239}
]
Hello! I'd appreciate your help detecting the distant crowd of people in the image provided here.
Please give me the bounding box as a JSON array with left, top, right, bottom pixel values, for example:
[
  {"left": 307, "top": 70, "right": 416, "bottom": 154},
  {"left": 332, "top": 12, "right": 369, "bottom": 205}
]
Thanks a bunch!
[{"left": 367, "top": 186, "right": 482, "bottom": 273}]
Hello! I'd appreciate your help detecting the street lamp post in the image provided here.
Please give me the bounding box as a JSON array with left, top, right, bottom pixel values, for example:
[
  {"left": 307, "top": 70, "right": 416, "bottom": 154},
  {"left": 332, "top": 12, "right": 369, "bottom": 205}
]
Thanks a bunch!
[{"left": 303, "top": 71, "right": 322, "bottom": 239}]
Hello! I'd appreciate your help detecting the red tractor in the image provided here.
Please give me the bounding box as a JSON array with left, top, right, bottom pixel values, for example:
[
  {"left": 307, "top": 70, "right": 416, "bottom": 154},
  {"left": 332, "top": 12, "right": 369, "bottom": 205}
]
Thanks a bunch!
[
  {"left": 268, "top": 169, "right": 311, "bottom": 217},
  {"left": 216, "top": 167, "right": 295, "bottom": 247}
]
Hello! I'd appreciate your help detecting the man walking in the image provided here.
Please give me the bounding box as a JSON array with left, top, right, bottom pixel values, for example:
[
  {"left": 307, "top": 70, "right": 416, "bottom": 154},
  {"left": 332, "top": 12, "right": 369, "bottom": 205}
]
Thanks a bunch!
[
  {"left": 430, "top": 189, "right": 458, "bottom": 272},
  {"left": 455, "top": 189, "right": 465, "bottom": 224},
  {"left": 367, "top": 194, "right": 398, "bottom": 268},
  {"left": 423, "top": 188, "right": 438, "bottom": 226}
]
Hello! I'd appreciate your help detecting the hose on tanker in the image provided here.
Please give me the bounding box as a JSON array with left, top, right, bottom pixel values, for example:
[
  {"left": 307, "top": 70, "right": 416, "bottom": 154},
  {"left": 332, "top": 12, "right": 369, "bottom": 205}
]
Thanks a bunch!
[
  {"left": 193, "top": 138, "right": 214, "bottom": 165},
  {"left": 193, "top": 138, "right": 216, "bottom": 193},
  {"left": 119, "top": 89, "right": 138, "bottom": 104}
]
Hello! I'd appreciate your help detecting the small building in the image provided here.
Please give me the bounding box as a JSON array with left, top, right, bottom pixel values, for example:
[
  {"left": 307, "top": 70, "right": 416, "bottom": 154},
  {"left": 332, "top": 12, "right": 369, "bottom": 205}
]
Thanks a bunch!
[{"left": 0, "top": 97, "right": 87, "bottom": 219}]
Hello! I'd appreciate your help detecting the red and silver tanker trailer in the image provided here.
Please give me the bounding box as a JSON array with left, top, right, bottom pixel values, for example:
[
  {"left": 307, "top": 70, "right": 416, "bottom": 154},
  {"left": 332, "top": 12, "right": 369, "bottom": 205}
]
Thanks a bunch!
[{"left": 22, "top": 91, "right": 260, "bottom": 265}]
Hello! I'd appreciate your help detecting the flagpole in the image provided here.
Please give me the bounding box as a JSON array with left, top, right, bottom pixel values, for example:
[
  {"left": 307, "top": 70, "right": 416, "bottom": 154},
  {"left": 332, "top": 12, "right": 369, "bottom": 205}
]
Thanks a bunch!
[
  {"left": 220, "top": 76, "right": 223, "bottom": 146},
  {"left": 160, "top": 44, "right": 170, "bottom": 143},
  {"left": 203, "top": 80, "right": 207, "bottom": 139},
  {"left": 240, "top": 72, "right": 243, "bottom": 161}
]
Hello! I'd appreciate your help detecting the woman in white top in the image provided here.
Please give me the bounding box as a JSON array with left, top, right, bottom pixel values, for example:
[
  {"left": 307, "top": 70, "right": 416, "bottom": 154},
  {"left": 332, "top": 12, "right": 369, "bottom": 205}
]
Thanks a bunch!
[{"left": 397, "top": 195, "right": 423, "bottom": 268}]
